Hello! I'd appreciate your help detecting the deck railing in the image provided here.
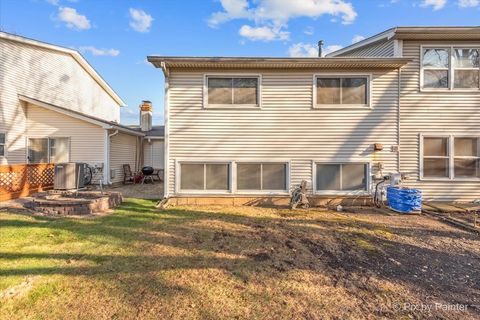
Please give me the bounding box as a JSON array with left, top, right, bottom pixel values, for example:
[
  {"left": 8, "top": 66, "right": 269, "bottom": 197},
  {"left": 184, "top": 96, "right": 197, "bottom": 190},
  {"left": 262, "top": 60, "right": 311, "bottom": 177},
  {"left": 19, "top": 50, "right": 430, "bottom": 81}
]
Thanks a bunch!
[{"left": 0, "top": 163, "right": 55, "bottom": 201}]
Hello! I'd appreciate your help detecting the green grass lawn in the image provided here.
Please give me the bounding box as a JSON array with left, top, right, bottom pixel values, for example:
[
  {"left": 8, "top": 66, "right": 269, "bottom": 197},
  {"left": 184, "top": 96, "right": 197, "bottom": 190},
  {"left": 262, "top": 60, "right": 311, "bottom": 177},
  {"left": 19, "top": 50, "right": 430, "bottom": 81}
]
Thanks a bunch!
[{"left": 1, "top": 199, "right": 479, "bottom": 319}]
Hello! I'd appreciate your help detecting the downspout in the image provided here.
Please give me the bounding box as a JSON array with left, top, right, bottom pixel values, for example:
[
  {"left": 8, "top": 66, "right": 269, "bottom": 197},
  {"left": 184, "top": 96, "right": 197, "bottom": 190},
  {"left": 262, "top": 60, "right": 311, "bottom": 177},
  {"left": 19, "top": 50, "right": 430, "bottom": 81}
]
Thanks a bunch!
[
  {"left": 105, "top": 129, "right": 119, "bottom": 185},
  {"left": 397, "top": 67, "right": 401, "bottom": 173},
  {"left": 162, "top": 61, "right": 170, "bottom": 198}
]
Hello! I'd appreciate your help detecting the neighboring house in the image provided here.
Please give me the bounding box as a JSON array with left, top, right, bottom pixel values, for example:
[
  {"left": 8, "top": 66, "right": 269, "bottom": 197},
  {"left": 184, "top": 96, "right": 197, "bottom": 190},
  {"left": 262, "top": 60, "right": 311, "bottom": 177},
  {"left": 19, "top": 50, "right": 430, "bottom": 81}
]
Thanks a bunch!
[
  {"left": 148, "top": 26, "right": 480, "bottom": 202},
  {"left": 0, "top": 32, "right": 153, "bottom": 185}
]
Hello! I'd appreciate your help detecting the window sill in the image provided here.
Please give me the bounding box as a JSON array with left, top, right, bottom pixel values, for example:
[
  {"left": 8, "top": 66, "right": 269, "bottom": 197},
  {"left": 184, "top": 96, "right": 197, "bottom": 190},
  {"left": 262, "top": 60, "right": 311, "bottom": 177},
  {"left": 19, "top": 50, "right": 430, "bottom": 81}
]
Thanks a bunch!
[
  {"left": 419, "top": 177, "right": 480, "bottom": 182},
  {"left": 204, "top": 104, "right": 260, "bottom": 110},
  {"left": 177, "top": 190, "right": 232, "bottom": 195},
  {"left": 313, "top": 104, "right": 371, "bottom": 110},
  {"left": 235, "top": 190, "right": 289, "bottom": 196},
  {"left": 314, "top": 190, "right": 370, "bottom": 196},
  {"left": 420, "top": 88, "right": 480, "bottom": 93}
]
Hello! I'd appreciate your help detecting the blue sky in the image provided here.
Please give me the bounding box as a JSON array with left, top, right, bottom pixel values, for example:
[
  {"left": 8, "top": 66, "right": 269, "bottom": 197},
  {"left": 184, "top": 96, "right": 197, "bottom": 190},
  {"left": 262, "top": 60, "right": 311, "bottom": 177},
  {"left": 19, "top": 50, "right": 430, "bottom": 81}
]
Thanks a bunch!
[{"left": 1, "top": 0, "right": 479, "bottom": 125}]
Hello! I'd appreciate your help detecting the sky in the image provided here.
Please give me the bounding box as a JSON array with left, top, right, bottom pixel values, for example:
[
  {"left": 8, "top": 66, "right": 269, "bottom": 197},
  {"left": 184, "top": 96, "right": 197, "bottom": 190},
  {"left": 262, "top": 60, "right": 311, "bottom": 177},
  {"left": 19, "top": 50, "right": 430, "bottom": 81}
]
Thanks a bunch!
[{"left": 0, "top": 0, "right": 479, "bottom": 125}]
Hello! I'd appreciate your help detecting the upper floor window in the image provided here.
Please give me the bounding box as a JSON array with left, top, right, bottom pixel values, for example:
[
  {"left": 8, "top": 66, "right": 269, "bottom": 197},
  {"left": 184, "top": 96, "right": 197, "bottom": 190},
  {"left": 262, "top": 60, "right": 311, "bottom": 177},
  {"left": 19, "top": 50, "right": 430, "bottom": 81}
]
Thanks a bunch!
[
  {"left": 315, "top": 75, "right": 369, "bottom": 108},
  {"left": 0, "top": 133, "right": 6, "bottom": 157},
  {"left": 421, "top": 47, "right": 480, "bottom": 90},
  {"left": 205, "top": 76, "right": 260, "bottom": 108}
]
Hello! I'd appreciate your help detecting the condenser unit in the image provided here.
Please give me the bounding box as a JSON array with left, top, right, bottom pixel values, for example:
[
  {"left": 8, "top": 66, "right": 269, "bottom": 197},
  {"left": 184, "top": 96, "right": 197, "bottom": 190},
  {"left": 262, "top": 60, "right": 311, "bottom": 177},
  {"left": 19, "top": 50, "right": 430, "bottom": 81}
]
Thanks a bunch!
[{"left": 54, "top": 163, "right": 85, "bottom": 190}]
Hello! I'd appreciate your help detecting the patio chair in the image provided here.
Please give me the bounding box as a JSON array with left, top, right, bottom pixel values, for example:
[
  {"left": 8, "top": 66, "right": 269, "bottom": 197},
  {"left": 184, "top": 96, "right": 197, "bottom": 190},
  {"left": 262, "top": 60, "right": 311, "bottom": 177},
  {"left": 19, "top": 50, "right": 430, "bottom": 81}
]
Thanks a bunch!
[
  {"left": 123, "top": 164, "right": 139, "bottom": 185},
  {"left": 153, "top": 168, "right": 164, "bottom": 182}
]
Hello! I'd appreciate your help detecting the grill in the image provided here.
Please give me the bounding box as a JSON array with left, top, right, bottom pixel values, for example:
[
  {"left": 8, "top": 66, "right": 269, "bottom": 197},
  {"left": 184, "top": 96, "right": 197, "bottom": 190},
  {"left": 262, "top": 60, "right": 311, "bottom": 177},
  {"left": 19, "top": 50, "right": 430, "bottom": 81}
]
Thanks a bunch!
[{"left": 141, "top": 166, "right": 154, "bottom": 176}]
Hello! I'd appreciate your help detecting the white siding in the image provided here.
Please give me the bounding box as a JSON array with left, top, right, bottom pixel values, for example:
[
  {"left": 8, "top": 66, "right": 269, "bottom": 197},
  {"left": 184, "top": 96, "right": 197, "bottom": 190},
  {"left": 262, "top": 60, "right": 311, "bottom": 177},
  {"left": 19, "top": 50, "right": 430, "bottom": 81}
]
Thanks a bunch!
[
  {"left": 400, "top": 40, "right": 480, "bottom": 201},
  {"left": 144, "top": 139, "right": 164, "bottom": 169},
  {"left": 26, "top": 103, "right": 105, "bottom": 164},
  {"left": 110, "top": 132, "right": 139, "bottom": 184},
  {"left": 0, "top": 38, "right": 120, "bottom": 164},
  {"left": 335, "top": 39, "right": 394, "bottom": 57},
  {"left": 167, "top": 69, "right": 400, "bottom": 196}
]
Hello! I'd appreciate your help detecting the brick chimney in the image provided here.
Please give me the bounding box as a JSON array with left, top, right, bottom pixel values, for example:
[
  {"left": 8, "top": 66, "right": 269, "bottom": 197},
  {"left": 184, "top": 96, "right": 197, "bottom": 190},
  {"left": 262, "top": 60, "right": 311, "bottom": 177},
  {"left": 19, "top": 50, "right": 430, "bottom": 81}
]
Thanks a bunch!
[{"left": 139, "top": 100, "right": 152, "bottom": 132}]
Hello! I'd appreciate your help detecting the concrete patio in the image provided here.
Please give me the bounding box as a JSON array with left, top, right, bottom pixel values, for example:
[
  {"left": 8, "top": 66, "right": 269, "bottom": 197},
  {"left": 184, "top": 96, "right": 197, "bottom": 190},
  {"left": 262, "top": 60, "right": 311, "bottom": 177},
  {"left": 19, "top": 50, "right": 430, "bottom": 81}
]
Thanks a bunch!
[{"left": 106, "top": 181, "right": 164, "bottom": 200}]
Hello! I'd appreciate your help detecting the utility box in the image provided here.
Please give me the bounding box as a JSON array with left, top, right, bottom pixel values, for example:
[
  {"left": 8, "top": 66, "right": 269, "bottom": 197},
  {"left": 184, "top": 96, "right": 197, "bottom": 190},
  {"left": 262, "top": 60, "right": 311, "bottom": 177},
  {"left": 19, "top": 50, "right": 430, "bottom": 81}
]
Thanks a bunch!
[{"left": 54, "top": 163, "right": 85, "bottom": 190}]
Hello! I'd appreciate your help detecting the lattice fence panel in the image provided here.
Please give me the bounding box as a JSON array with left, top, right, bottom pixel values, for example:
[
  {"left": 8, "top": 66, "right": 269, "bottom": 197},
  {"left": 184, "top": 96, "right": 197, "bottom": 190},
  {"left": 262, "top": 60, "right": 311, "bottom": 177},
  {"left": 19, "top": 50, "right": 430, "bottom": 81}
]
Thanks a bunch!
[{"left": 0, "top": 163, "right": 55, "bottom": 201}]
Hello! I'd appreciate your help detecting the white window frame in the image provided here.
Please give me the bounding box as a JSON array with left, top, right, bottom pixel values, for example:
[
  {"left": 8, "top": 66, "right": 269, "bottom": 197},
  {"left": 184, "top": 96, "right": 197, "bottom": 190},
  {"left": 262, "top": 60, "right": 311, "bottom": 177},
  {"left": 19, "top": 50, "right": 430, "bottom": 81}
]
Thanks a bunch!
[
  {"left": 419, "top": 133, "right": 480, "bottom": 181},
  {"left": 26, "top": 136, "right": 71, "bottom": 164},
  {"left": 174, "top": 159, "right": 290, "bottom": 195},
  {"left": 313, "top": 73, "right": 372, "bottom": 109},
  {"left": 0, "top": 132, "right": 6, "bottom": 158},
  {"left": 420, "top": 45, "right": 480, "bottom": 92},
  {"left": 235, "top": 161, "right": 290, "bottom": 195},
  {"left": 312, "top": 161, "right": 371, "bottom": 195},
  {"left": 203, "top": 74, "right": 262, "bottom": 109},
  {"left": 176, "top": 160, "right": 233, "bottom": 194}
]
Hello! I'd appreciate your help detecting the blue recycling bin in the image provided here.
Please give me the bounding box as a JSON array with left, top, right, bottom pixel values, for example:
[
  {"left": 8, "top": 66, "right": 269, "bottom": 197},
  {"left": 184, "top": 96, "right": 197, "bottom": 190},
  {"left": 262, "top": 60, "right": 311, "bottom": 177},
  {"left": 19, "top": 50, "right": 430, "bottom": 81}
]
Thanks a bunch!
[{"left": 387, "top": 186, "right": 422, "bottom": 214}]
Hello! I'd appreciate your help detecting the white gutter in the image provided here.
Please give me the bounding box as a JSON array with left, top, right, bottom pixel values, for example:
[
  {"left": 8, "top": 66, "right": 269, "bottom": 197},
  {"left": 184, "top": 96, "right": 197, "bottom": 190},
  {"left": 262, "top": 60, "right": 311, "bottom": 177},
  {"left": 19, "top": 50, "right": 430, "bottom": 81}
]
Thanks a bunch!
[{"left": 104, "top": 129, "right": 119, "bottom": 185}]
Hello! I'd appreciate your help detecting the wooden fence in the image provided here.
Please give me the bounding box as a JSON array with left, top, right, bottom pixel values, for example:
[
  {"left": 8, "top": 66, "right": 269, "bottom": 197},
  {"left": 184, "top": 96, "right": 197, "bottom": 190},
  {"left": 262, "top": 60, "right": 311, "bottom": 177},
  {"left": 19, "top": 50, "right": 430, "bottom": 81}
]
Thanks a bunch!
[{"left": 0, "top": 163, "right": 55, "bottom": 201}]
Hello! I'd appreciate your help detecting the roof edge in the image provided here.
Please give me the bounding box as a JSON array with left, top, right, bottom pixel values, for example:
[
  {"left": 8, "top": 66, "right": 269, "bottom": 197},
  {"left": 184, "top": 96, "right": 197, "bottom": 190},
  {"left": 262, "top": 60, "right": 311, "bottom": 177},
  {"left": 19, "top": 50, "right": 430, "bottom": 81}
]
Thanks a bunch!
[
  {"left": 0, "top": 31, "right": 126, "bottom": 107},
  {"left": 326, "top": 28, "right": 396, "bottom": 57},
  {"left": 18, "top": 95, "right": 143, "bottom": 136}
]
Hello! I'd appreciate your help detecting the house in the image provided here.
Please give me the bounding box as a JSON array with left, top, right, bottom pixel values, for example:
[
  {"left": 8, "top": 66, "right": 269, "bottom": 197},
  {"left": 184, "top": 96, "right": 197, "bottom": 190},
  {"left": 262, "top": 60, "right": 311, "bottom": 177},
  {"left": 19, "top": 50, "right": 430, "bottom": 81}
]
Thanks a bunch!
[
  {"left": 148, "top": 26, "right": 480, "bottom": 202},
  {"left": 0, "top": 32, "right": 163, "bottom": 186}
]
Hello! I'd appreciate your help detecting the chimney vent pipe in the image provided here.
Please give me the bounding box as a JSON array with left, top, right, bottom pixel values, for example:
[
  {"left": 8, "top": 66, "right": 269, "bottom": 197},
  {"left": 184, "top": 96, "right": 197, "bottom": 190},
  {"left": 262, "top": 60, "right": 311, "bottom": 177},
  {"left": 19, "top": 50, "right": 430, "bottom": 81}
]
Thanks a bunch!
[{"left": 318, "top": 40, "right": 324, "bottom": 57}]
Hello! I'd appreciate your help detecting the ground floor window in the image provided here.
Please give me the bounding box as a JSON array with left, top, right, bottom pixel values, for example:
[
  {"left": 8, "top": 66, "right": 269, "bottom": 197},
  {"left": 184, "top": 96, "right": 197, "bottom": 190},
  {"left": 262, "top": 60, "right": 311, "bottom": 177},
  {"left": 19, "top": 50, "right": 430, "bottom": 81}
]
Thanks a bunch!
[
  {"left": 315, "top": 163, "right": 368, "bottom": 192},
  {"left": 180, "top": 163, "right": 230, "bottom": 191},
  {"left": 421, "top": 135, "right": 480, "bottom": 179},
  {"left": 0, "top": 132, "right": 6, "bottom": 157},
  {"left": 237, "top": 163, "right": 287, "bottom": 191},
  {"left": 28, "top": 137, "right": 70, "bottom": 163}
]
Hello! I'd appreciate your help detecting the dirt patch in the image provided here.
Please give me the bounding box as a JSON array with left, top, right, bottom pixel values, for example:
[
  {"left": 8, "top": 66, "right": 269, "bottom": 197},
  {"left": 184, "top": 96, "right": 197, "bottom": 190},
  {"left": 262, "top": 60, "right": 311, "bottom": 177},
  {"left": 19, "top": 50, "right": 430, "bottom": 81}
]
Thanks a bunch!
[{"left": 0, "top": 276, "right": 38, "bottom": 300}]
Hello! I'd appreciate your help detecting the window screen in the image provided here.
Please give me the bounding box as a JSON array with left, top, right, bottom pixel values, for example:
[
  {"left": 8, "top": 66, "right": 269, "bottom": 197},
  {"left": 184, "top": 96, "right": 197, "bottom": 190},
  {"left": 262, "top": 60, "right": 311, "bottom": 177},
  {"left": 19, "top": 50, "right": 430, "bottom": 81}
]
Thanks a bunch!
[
  {"left": 237, "top": 163, "right": 287, "bottom": 190},
  {"left": 423, "top": 137, "right": 449, "bottom": 178},
  {"left": 0, "top": 133, "right": 5, "bottom": 157},
  {"left": 28, "top": 138, "right": 49, "bottom": 163},
  {"left": 49, "top": 138, "right": 69, "bottom": 163},
  {"left": 317, "top": 77, "right": 367, "bottom": 105},
  {"left": 454, "top": 137, "right": 479, "bottom": 178},
  {"left": 316, "top": 163, "right": 367, "bottom": 191},
  {"left": 207, "top": 77, "right": 258, "bottom": 106},
  {"left": 180, "top": 163, "right": 230, "bottom": 191}
]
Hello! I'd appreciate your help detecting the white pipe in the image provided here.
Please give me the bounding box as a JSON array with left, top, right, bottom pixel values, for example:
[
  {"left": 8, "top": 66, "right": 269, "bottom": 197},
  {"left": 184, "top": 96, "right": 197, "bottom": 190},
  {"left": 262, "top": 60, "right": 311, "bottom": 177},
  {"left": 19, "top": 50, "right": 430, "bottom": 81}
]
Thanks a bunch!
[{"left": 105, "top": 129, "right": 119, "bottom": 185}]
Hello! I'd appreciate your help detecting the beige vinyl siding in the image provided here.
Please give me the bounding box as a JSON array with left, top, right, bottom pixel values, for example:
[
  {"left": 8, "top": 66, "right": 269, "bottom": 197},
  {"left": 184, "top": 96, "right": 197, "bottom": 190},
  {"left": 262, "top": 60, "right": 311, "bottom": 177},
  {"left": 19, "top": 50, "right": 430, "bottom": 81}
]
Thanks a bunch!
[
  {"left": 110, "top": 132, "right": 139, "bottom": 184},
  {"left": 0, "top": 38, "right": 120, "bottom": 164},
  {"left": 26, "top": 103, "right": 105, "bottom": 164},
  {"left": 335, "top": 39, "right": 395, "bottom": 57},
  {"left": 167, "top": 69, "right": 400, "bottom": 196},
  {"left": 400, "top": 40, "right": 480, "bottom": 201},
  {"left": 144, "top": 139, "right": 164, "bottom": 169}
]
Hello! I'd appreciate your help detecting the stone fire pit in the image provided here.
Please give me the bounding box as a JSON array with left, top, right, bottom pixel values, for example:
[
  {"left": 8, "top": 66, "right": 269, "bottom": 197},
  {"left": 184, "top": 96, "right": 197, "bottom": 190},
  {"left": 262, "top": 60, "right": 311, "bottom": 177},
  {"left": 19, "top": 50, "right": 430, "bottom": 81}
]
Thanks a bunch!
[{"left": 24, "top": 190, "right": 122, "bottom": 216}]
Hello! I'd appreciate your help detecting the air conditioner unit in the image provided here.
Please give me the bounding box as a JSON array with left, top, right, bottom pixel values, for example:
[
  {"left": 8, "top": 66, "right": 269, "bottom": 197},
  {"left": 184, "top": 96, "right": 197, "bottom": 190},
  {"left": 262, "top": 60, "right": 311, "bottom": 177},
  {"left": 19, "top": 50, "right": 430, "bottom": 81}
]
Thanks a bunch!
[{"left": 54, "top": 163, "right": 85, "bottom": 190}]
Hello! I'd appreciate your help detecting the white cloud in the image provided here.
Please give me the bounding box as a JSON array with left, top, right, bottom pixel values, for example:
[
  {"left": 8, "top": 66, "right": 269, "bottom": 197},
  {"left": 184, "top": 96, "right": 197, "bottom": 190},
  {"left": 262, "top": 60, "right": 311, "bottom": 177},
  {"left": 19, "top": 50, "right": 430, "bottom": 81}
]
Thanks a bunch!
[
  {"left": 57, "top": 7, "right": 91, "bottom": 30},
  {"left": 288, "top": 42, "right": 342, "bottom": 57},
  {"left": 209, "top": 0, "right": 357, "bottom": 41},
  {"left": 288, "top": 42, "right": 318, "bottom": 57},
  {"left": 78, "top": 46, "right": 120, "bottom": 57},
  {"left": 351, "top": 34, "right": 365, "bottom": 44},
  {"left": 420, "top": 0, "right": 447, "bottom": 10},
  {"left": 239, "top": 25, "right": 289, "bottom": 41},
  {"left": 304, "top": 26, "right": 314, "bottom": 35},
  {"left": 322, "top": 44, "right": 343, "bottom": 56},
  {"left": 458, "top": 0, "right": 479, "bottom": 7},
  {"left": 46, "top": 0, "right": 60, "bottom": 5},
  {"left": 129, "top": 8, "right": 153, "bottom": 33}
]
